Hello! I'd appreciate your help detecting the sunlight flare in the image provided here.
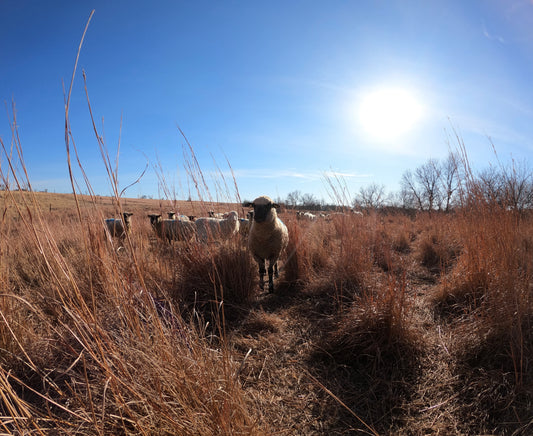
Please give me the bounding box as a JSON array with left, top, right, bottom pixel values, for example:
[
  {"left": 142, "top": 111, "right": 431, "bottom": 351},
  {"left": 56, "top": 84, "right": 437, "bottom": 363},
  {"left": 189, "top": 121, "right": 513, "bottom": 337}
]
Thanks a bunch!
[{"left": 358, "top": 87, "right": 424, "bottom": 142}]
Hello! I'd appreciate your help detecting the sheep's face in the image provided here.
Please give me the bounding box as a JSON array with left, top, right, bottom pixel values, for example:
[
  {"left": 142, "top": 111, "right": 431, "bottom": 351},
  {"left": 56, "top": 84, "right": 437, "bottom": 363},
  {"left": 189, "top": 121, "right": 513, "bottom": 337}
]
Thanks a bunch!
[
  {"left": 148, "top": 214, "right": 162, "bottom": 226},
  {"left": 223, "top": 211, "right": 239, "bottom": 221},
  {"left": 244, "top": 196, "right": 279, "bottom": 223}
]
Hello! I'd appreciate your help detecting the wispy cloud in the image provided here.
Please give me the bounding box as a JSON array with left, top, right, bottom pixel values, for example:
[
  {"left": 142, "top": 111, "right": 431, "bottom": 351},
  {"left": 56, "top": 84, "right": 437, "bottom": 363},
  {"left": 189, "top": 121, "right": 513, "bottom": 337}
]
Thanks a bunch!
[
  {"left": 323, "top": 170, "right": 371, "bottom": 179},
  {"left": 482, "top": 21, "right": 506, "bottom": 44},
  {"left": 458, "top": 115, "right": 532, "bottom": 152},
  {"left": 231, "top": 168, "right": 370, "bottom": 181}
]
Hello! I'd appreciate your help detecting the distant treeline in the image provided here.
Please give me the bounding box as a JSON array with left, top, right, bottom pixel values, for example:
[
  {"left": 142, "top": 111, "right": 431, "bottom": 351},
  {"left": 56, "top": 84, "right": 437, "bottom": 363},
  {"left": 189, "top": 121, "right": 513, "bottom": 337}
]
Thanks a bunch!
[{"left": 276, "top": 152, "right": 533, "bottom": 213}]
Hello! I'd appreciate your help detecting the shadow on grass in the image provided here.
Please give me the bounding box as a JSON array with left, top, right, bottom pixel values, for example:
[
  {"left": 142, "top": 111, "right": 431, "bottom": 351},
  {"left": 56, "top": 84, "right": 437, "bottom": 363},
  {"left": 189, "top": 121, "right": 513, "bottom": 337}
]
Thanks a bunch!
[
  {"left": 306, "top": 306, "right": 423, "bottom": 434},
  {"left": 447, "top": 317, "right": 533, "bottom": 435}
]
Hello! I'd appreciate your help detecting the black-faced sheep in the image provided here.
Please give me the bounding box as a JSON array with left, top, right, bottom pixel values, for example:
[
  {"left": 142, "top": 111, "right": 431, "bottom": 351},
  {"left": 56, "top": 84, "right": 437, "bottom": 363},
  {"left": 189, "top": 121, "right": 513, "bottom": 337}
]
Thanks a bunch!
[
  {"left": 243, "top": 196, "right": 289, "bottom": 293},
  {"left": 105, "top": 212, "right": 133, "bottom": 241},
  {"left": 195, "top": 211, "right": 240, "bottom": 242},
  {"left": 238, "top": 210, "right": 254, "bottom": 237},
  {"left": 208, "top": 210, "right": 224, "bottom": 219},
  {"left": 148, "top": 214, "right": 196, "bottom": 242}
]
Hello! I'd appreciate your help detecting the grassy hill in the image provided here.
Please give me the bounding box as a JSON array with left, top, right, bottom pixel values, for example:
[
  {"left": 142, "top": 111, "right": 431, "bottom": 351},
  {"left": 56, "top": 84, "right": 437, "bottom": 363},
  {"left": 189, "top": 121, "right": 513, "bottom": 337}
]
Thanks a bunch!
[{"left": 0, "top": 190, "right": 244, "bottom": 218}]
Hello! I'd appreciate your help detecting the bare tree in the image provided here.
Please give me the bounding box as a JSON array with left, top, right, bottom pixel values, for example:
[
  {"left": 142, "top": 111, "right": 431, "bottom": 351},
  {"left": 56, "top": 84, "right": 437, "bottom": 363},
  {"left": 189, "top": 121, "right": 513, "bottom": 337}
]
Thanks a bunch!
[
  {"left": 400, "top": 158, "right": 443, "bottom": 212},
  {"left": 416, "top": 158, "right": 442, "bottom": 211},
  {"left": 478, "top": 167, "right": 504, "bottom": 205},
  {"left": 501, "top": 159, "right": 533, "bottom": 211},
  {"left": 440, "top": 152, "right": 461, "bottom": 211},
  {"left": 285, "top": 190, "right": 301, "bottom": 209},
  {"left": 400, "top": 169, "right": 424, "bottom": 210},
  {"left": 355, "top": 182, "right": 386, "bottom": 209},
  {"left": 301, "top": 192, "right": 318, "bottom": 209}
]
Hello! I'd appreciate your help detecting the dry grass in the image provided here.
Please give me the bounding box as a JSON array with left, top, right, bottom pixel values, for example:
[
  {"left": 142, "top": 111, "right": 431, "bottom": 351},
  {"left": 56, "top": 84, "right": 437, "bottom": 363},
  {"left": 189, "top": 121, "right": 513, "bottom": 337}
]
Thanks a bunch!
[
  {"left": 1, "top": 187, "right": 533, "bottom": 434},
  {"left": 0, "top": 191, "right": 264, "bottom": 435}
]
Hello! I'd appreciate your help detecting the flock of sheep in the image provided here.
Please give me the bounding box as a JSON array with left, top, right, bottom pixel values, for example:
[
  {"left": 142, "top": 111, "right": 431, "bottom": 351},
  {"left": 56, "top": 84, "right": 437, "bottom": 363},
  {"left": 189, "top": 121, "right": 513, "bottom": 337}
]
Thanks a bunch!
[
  {"left": 296, "top": 209, "right": 363, "bottom": 221},
  {"left": 104, "top": 195, "right": 289, "bottom": 292}
]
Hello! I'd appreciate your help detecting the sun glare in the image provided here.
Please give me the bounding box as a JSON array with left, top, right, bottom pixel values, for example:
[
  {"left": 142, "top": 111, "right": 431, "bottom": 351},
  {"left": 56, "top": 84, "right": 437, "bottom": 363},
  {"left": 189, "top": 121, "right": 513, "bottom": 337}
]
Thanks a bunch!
[{"left": 358, "top": 87, "right": 423, "bottom": 142}]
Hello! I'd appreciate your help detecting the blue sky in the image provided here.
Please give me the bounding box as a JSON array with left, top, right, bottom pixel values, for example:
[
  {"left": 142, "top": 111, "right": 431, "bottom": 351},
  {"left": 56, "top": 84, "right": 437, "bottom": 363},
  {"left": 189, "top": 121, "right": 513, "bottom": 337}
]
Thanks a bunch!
[{"left": 1, "top": 1, "right": 533, "bottom": 203}]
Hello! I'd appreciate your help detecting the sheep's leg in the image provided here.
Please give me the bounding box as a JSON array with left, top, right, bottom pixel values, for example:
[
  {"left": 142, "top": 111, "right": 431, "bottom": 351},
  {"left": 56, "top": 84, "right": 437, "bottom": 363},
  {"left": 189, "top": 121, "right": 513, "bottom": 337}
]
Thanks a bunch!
[
  {"left": 273, "top": 261, "right": 279, "bottom": 278},
  {"left": 258, "top": 259, "right": 266, "bottom": 290},
  {"left": 267, "top": 262, "right": 275, "bottom": 293}
]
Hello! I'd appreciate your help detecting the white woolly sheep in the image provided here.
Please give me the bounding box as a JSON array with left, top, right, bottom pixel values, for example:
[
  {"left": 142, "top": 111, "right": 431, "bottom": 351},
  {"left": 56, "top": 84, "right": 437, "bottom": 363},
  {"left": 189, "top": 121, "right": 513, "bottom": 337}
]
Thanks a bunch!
[
  {"left": 148, "top": 214, "right": 196, "bottom": 242},
  {"left": 195, "top": 210, "right": 240, "bottom": 242},
  {"left": 243, "top": 196, "right": 289, "bottom": 293},
  {"left": 238, "top": 211, "right": 254, "bottom": 237},
  {"left": 168, "top": 212, "right": 191, "bottom": 221},
  {"left": 105, "top": 212, "right": 133, "bottom": 241},
  {"left": 208, "top": 210, "right": 224, "bottom": 219},
  {"left": 296, "top": 211, "right": 316, "bottom": 221}
]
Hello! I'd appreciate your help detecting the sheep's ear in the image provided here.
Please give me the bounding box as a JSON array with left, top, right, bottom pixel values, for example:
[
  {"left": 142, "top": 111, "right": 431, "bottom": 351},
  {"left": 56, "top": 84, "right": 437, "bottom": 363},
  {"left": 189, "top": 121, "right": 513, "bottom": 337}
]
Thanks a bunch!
[
  {"left": 272, "top": 203, "right": 280, "bottom": 209},
  {"left": 243, "top": 202, "right": 253, "bottom": 208}
]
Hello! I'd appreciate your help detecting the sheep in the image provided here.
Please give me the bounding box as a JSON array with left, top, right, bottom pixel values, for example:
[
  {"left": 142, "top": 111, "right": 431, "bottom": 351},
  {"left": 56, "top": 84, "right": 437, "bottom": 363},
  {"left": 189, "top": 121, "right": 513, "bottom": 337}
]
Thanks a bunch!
[
  {"left": 148, "top": 214, "right": 196, "bottom": 242},
  {"left": 208, "top": 210, "right": 224, "bottom": 219},
  {"left": 105, "top": 212, "right": 133, "bottom": 241},
  {"left": 243, "top": 196, "right": 289, "bottom": 293},
  {"left": 168, "top": 211, "right": 191, "bottom": 221},
  {"left": 296, "top": 211, "right": 316, "bottom": 221},
  {"left": 195, "top": 210, "right": 240, "bottom": 242},
  {"left": 238, "top": 210, "right": 254, "bottom": 237}
]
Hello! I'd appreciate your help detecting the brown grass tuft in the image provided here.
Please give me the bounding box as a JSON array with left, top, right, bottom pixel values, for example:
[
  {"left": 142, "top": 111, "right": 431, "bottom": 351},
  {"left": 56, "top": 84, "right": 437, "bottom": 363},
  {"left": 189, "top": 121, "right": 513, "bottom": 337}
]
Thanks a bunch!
[{"left": 173, "top": 240, "right": 257, "bottom": 324}]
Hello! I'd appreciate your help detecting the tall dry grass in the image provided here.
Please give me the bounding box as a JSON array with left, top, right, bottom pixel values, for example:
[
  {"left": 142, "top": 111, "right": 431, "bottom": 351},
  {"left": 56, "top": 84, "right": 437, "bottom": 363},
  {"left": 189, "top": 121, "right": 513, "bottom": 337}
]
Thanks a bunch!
[
  {"left": 1, "top": 173, "right": 532, "bottom": 434},
  {"left": 0, "top": 189, "right": 265, "bottom": 435},
  {"left": 434, "top": 158, "right": 533, "bottom": 364},
  {"left": 0, "top": 30, "right": 265, "bottom": 432},
  {"left": 427, "top": 155, "right": 533, "bottom": 433}
]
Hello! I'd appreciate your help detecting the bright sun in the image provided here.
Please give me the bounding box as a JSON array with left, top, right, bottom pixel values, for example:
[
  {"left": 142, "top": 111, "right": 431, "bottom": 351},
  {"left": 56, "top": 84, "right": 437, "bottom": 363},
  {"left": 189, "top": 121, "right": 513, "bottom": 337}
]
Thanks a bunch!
[{"left": 358, "top": 87, "right": 423, "bottom": 142}]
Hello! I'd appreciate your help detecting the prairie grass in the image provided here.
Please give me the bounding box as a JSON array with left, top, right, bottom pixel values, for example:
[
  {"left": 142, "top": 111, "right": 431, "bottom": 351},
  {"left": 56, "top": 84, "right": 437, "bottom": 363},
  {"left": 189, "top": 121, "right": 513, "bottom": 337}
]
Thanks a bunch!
[
  {"left": 171, "top": 238, "right": 257, "bottom": 326},
  {"left": 0, "top": 189, "right": 265, "bottom": 435},
  {"left": 428, "top": 173, "right": 533, "bottom": 434},
  {"left": 1, "top": 181, "right": 533, "bottom": 434}
]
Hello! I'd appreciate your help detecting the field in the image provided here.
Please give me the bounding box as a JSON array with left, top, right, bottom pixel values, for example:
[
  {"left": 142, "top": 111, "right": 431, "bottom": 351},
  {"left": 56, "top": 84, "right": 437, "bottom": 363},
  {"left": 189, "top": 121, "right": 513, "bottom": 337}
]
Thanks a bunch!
[{"left": 0, "top": 189, "right": 532, "bottom": 435}]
